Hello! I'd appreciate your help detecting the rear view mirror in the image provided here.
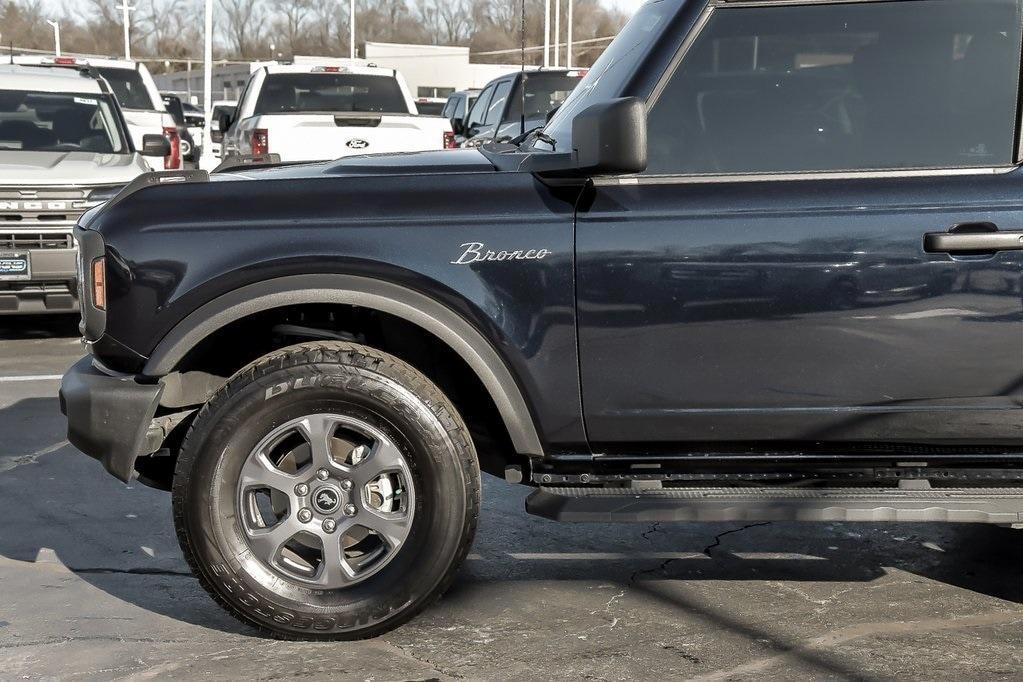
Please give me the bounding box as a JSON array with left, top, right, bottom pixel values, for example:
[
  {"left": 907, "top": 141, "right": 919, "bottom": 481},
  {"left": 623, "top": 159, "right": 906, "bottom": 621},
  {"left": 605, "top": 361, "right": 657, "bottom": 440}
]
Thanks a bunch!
[
  {"left": 572, "top": 97, "right": 647, "bottom": 175},
  {"left": 140, "top": 133, "right": 171, "bottom": 158},
  {"left": 450, "top": 117, "right": 464, "bottom": 135}
]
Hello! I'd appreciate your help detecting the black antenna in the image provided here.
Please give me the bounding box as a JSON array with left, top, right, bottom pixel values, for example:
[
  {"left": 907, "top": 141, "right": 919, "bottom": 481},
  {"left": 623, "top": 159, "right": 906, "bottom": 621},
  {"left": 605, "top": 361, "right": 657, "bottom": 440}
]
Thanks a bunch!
[
  {"left": 9, "top": 42, "right": 13, "bottom": 65},
  {"left": 519, "top": 0, "right": 526, "bottom": 136}
]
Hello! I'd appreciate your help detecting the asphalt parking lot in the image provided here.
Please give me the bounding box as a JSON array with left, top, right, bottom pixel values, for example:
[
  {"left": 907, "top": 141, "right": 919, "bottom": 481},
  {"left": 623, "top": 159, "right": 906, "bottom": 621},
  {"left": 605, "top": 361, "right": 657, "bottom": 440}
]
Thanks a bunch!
[{"left": 2, "top": 317, "right": 1023, "bottom": 680}]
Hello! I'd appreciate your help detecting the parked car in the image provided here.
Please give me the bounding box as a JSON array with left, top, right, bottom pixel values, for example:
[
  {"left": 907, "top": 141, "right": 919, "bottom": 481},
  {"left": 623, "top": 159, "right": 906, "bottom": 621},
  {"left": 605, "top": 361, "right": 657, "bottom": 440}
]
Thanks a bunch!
[
  {"left": 61, "top": 0, "right": 1023, "bottom": 641},
  {"left": 15, "top": 56, "right": 179, "bottom": 170},
  {"left": 161, "top": 94, "right": 199, "bottom": 166},
  {"left": 413, "top": 96, "right": 446, "bottom": 116},
  {"left": 219, "top": 62, "right": 451, "bottom": 162},
  {"left": 208, "top": 100, "right": 236, "bottom": 159},
  {"left": 459, "top": 69, "right": 585, "bottom": 147},
  {"left": 0, "top": 64, "right": 166, "bottom": 314},
  {"left": 441, "top": 88, "right": 479, "bottom": 146}
]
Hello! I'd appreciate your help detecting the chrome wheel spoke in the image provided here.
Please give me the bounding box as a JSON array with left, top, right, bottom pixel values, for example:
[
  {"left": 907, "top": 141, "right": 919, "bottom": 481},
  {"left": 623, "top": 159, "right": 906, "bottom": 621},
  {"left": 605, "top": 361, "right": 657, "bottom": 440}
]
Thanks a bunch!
[
  {"left": 360, "top": 509, "right": 412, "bottom": 549},
  {"left": 247, "top": 516, "right": 302, "bottom": 562},
  {"left": 297, "top": 414, "right": 336, "bottom": 471},
  {"left": 240, "top": 452, "right": 299, "bottom": 494}
]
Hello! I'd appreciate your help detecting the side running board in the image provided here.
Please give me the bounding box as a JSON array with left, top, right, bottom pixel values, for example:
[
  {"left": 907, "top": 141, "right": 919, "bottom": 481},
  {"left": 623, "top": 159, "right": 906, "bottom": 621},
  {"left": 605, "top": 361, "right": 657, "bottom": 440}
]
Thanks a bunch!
[{"left": 525, "top": 486, "right": 1023, "bottom": 524}]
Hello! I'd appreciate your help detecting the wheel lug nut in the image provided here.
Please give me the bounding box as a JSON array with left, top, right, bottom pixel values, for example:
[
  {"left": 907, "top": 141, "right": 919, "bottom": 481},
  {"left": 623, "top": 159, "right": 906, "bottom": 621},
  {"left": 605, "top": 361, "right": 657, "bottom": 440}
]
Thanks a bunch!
[
  {"left": 339, "top": 479, "right": 353, "bottom": 492},
  {"left": 294, "top": 483, "right": 309, "bottom": 496},
  {"left": 316, "top": 468, "right": 330, "bottom": 481},
  {"left": 297, "top": 508, "right": 313, "bottom": 523},
  {"left": 343, "top": 503, "right": 357, "bottom": 517},
  {"left": 322, "top": 518, "right": 337, "bottom": 533}
]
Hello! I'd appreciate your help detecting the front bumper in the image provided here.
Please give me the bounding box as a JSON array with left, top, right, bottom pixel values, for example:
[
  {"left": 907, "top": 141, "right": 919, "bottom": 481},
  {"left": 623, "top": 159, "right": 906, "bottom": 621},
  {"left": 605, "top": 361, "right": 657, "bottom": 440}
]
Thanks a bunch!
[
  {"left": 59, "top": 356, "right": 164, "bottom": 482},
  {"left": 0, "top": 249, "right": 78, "bottom": 314}
]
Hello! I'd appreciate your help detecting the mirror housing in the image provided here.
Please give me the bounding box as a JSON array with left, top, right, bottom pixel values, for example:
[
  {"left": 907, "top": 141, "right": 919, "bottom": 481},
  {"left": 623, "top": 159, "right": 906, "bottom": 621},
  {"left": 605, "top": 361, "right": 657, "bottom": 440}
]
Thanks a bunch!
[
  {"left": 571, "top": 97, "right": 647, "bottom": 175},
  {"left": 140, "top": 133, "right": 171, "bottom": 158},
  {"left": 215, "top": 109, "right": 234, "bottom": 133},
  {"left": 450, "top": 117, "right": 464, "bottom": 135}
]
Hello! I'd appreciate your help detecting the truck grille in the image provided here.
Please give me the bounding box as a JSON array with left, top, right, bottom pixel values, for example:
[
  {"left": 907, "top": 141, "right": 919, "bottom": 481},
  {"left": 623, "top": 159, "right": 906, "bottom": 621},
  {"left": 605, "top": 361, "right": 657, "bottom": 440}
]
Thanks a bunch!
[
  {"left": 0, "top": 187, "right": 89, "bottom": 230},
  {"left": 0, "top": 232, "right": 74, "bottom": 250}
]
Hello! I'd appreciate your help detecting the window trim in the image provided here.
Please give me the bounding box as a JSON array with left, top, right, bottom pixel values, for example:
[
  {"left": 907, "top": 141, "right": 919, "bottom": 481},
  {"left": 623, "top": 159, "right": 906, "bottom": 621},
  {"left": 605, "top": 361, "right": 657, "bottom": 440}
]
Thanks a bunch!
[{"left": 631, "top": 0, "right": 1023, "bottom": 183}]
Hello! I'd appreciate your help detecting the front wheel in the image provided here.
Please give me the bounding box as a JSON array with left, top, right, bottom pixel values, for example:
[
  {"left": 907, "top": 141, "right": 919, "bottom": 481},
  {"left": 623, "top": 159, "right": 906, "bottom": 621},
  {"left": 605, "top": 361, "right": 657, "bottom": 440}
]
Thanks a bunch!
[{"left": 172, "top": 342, "right": 480, "bottom": 639}]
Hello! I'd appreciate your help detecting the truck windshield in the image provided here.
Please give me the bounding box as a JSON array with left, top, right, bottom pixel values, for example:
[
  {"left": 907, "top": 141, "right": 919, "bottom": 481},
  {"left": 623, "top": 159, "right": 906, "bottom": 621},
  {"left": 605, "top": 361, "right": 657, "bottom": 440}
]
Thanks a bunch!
[
  {"left": 536, "top": 0, "right": 674, "bottom": 150},
  {"left": 97, "top": 67, "right": 156, "bottom": 111},
  {"left": 255, "top": 74, "right": 411, "bottom": 115},
  {"left": 0, "top": 90, "right": 128, "bottom": 153}
]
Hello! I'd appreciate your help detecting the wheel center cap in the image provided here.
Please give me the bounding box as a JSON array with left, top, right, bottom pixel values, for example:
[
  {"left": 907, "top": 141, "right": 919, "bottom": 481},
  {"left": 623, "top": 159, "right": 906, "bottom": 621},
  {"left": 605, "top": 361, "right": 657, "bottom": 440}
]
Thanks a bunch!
[{"left": 312, "top": 486, "right": 342, "bottom": 514}]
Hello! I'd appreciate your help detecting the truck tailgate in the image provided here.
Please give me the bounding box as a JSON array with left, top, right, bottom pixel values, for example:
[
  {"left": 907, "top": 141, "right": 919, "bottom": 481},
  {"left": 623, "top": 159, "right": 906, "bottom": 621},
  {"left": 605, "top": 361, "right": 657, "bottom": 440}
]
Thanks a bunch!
[{"left": 258, "top": 114, "right": 450, "bottom": 162}]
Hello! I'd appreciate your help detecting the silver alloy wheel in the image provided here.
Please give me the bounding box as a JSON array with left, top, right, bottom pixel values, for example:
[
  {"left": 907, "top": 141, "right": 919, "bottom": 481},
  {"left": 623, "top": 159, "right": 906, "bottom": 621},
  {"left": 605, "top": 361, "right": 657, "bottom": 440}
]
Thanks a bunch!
[{"left": 237, "top": 413, "right": 416, "bottom": 588}]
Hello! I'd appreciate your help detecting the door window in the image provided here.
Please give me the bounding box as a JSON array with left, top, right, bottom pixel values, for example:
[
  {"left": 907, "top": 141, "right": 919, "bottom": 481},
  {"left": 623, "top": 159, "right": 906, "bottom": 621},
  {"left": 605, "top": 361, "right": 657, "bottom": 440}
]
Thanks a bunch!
[
  {"left": 645, "top": 0, "right": 1023, "bottom": 175},
  {"left": 484, "top": 81, "right": 513, "bottom": 125},
  {"left": 466, "top": 85, "right": 494, "bottom": 130}
]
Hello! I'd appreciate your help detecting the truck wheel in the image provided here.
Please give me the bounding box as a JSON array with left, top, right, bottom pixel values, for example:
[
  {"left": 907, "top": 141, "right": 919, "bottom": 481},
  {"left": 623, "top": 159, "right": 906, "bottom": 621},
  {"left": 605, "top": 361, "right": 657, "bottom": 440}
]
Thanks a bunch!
[{"left": 171, "top": 342, "right": 480, "bottom": 640}]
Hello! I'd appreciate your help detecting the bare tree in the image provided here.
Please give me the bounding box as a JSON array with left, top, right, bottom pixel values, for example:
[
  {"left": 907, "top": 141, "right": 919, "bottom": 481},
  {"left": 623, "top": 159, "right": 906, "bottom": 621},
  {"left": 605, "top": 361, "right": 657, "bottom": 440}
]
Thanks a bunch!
[{"left": 220, "top": 0, "right": 264, "bottom": 57}]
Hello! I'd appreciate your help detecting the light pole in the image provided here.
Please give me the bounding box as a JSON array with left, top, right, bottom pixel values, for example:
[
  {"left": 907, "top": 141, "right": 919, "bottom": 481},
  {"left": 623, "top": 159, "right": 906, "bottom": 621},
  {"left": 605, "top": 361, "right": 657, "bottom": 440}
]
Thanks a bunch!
[
  {"left": 554, "top": 0, "right": 560, "bottom": 67},
  {"left": 202, "top": 0, "right": 212, "bottom": 155},
  {"left": 349, "top": 0, "right": 356, "bottom": 59},
  {"left": 46, "top": 20, "right": 60, "bottom": 57},
  {"left": 566, "top": 0, "right": 573, "bottom": 69},
  {"left": 270, "top": 41, "right": 276, "bottom": 60},
  {"left": 543, "top": 0, "right": 550, "bottom": 68},
  {"left": 115, "top": 2, "right": 136, "bottom": 60}
]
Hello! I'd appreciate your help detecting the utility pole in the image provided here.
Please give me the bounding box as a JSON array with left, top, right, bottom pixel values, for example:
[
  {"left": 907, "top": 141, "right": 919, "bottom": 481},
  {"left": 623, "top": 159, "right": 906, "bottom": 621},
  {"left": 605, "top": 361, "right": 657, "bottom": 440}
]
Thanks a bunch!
[
  {"left": 543, "top": 0, "right": 550, "bottom": 68},
  {"left": 554, "top": 0, "right": 560, "bottom": 67},
  {"left": 202, "top": 0, "right": 212, "bottom": 153},
  {"left": 115, "top": 2, "right": 136, "bottom": 60},
  {"left": 349, "top": 0, "right": 356, "bottom": 59},
  {"left": 566, "top": 0, "right": 573, "bottom": 69},
  {"left": 46, "top": 20, "right": 60, "bottom": 57}
]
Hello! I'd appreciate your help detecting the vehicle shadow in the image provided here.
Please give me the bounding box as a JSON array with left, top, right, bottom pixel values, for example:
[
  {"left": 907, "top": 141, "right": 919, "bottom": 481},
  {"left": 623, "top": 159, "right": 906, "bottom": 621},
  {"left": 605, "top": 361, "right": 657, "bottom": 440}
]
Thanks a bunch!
[
  {"left": 0, "top": 314, "right": 80, "bottom": 340},
  {"left": 2, "top": 419, "right": 1023, "bottom": 642}
]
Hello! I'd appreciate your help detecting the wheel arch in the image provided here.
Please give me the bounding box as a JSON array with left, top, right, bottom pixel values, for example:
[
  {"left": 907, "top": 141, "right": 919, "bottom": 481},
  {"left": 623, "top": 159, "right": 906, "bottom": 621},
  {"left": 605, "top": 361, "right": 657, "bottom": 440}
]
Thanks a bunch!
[{"left": 143, "top": 273, "right": 544, "bottom": 457}]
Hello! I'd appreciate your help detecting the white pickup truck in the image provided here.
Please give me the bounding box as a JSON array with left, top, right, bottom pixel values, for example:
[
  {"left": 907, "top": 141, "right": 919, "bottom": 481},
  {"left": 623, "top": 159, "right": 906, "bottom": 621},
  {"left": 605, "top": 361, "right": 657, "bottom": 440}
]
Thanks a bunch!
[{"left": 220, "top": 62, "right": 451, "bottom": 163}]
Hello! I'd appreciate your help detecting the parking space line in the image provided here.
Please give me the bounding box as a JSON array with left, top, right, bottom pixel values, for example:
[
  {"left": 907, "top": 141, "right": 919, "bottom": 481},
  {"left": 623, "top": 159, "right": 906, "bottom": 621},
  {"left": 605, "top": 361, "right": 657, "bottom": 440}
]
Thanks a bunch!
[{"left": 0, "top": 374, "right": 63, "bottom": 383}]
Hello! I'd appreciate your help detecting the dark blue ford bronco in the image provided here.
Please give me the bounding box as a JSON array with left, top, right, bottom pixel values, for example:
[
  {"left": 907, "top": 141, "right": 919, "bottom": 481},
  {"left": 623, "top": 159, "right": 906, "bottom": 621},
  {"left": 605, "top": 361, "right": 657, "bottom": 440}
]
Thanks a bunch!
[{"left": 60, "top": 0, "right": 1023, "bottom": 639}]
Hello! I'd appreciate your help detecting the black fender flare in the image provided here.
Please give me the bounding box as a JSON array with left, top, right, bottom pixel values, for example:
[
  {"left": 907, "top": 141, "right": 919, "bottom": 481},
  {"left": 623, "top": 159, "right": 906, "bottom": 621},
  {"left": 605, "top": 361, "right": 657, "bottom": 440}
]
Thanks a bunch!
[{"left": 142, "top": 273, "right": 544, "bottom": 456}]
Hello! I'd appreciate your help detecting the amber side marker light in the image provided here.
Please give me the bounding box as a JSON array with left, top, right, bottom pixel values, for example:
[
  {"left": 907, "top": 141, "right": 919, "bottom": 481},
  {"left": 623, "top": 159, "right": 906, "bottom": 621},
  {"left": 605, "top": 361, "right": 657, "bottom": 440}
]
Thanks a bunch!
[{"left": 91, "top": 257, "right": 106, "bottom": 310}]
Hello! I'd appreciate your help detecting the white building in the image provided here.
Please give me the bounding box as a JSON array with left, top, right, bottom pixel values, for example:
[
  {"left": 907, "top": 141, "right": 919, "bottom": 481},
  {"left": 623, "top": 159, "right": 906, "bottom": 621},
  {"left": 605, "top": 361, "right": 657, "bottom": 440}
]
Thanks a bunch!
[
  {"left": 154, "top": 43, "right": 525, "bottom": 103},
  {"left": 363, "top": 42, "right": 523, "bottom": 98}
]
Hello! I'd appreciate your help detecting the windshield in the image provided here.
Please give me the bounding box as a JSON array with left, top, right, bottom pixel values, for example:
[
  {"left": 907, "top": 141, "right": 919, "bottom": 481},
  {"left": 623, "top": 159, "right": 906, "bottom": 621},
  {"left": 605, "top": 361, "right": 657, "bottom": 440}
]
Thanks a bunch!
[
  {"left": 254, "top": 73, "right": 410, "bottom": 115},
  {"left": 536, "top": 0, "right": 674, "bottom": 150},
  {"left": 416, "top": 101, "right": 445, "bottom": 116},
  {"left": 97, "top": 67, "right": 157, "bottom": 111},
  {"left": 0, "top": 90, "right": 128, "bottom": 153},
  {"left": 507, "top": 72, "right": 585, "bottom": 124}
]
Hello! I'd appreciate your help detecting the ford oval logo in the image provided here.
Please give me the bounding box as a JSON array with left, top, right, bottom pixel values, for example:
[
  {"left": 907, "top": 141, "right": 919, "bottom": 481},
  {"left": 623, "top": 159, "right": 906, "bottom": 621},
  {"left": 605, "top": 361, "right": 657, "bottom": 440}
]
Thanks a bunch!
[{"left": 346, "top": 138, "right": 369, "bottom": 149}]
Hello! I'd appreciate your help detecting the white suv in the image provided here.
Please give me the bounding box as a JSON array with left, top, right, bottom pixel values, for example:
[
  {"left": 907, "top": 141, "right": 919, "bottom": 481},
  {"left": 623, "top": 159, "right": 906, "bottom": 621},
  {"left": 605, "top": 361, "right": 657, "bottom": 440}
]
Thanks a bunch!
[
  {"left": 15, "top": 56, "right": 180, "bottom": 170},
  {"left": 0, "top": 64, "right": 167, "bottom": 313}
]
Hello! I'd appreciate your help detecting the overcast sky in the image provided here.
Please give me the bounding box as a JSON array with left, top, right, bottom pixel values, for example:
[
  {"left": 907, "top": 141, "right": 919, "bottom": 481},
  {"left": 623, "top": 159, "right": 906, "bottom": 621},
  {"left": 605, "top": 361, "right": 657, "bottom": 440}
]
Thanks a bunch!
[{"left": 604, "top": 0, "right": 645, "bottom": 14}]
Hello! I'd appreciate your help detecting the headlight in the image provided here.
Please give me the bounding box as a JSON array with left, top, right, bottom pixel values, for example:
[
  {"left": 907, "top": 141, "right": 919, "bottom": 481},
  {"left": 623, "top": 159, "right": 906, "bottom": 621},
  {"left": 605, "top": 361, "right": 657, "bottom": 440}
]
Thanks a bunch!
[{"left": 83, "top": 185, "right": 127, "bottom": 209}]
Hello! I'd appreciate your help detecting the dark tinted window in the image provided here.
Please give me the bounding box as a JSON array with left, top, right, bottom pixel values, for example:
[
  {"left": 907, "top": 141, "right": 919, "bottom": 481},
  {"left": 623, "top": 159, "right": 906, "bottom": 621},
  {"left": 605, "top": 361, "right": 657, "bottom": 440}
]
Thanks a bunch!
[
  {"left": 417, "top": 100, "right": 445, "bottom": 115},
  {"left": 484, "top": 81, "right": 512, "bottom": 125},
  {"left": 0, "top": 91, "right": 127, "bottom": 153},
  {"left": 254, "top": 73, "right": 409, "bottom": 115},
  {"left": 507, "top": 71, "right": 585, "bottom": 123},
  {"left": 97, "top": 67, "right": 155, "bottom": 110},
  {"left": 646, "top": 0, "right": 1023, "bottom": 175},
  {"left": 466, "top": 85, "right": 494, "bottom": 128}
]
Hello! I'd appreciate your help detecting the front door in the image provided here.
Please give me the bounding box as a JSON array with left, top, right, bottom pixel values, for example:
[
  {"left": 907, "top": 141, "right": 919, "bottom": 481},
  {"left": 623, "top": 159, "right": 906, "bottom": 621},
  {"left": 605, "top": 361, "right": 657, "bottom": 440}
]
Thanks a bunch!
[{"left": 576, "top": 0, "right": 1023, "bottom": 451}]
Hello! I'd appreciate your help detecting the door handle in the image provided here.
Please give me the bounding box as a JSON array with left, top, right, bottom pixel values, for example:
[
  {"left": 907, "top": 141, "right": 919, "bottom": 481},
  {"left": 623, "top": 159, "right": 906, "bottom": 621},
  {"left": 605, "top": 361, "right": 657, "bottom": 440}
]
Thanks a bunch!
[{"left": 924, "top": 227, "right": 1023, "bottom": 254}]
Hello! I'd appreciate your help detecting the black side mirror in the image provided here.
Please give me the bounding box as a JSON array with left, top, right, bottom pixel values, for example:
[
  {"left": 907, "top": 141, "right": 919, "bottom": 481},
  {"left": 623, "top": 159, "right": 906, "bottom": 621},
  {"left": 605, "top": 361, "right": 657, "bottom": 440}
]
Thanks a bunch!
[
  {"left": 571, "top": 97, "right": 647, "bottom": 175},
  {"left": 140, "top": 133, "right": 171, "bottom": 158},
  {"left": 450, "top": 117, "right": 464, "bottom": 135}
]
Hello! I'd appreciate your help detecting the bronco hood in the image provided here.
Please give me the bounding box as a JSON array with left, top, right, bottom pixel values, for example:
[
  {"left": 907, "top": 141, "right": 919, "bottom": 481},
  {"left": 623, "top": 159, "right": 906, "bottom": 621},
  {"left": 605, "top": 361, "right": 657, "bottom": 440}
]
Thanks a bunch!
[
  {"left": 212, "top": 148, "right": 497, "bottom": 182},
  {"left": 0, "top": 150, "right": 150, "bottom": 186}
]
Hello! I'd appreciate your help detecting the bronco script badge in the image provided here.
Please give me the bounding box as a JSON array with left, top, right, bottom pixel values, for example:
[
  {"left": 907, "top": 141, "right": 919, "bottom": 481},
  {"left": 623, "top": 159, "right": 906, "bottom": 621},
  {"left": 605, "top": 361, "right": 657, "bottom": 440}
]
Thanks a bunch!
[{"left": 450, "top": 242, "right": 551, "bottom": 265}]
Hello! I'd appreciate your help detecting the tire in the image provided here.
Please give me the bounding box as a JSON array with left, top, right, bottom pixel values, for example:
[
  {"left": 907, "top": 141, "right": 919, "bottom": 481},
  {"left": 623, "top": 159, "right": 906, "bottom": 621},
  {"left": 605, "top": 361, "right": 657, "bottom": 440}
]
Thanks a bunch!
[{"left": 172, "top": 341, "right": 480, "bottom": 640}]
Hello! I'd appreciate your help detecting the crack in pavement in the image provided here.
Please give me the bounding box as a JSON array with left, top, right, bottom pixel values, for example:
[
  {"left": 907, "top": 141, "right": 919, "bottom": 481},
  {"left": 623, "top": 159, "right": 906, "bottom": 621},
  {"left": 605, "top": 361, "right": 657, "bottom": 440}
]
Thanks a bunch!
[
  {"left": 703, "top": 522, "right": 772, "bottom": 557},
  {"left": 640, "top": 522, "right": 662, "bottom": 543}
]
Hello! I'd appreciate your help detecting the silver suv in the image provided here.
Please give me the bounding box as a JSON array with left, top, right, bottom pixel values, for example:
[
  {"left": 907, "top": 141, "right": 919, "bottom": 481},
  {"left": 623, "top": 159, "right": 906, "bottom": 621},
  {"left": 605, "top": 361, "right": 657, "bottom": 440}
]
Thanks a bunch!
[{"left": 0, "top": 64, "right": 166, "bottom": 314}]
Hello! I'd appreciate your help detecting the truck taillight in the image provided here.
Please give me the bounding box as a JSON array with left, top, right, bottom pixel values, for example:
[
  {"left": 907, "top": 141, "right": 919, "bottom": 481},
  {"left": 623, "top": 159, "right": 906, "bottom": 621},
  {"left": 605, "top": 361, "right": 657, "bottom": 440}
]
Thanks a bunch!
[
  {"left": 162, "top": 126, "right": 181, "bottom": 169},
  {"left": 251, "top": 128, "right": 269, "bottom": 155},
  {"left": 443, "top": 131, "right": 457, "bottom": 149},
  {"left": 91, "top": 257, "right": 106, "bottom": 310}
]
